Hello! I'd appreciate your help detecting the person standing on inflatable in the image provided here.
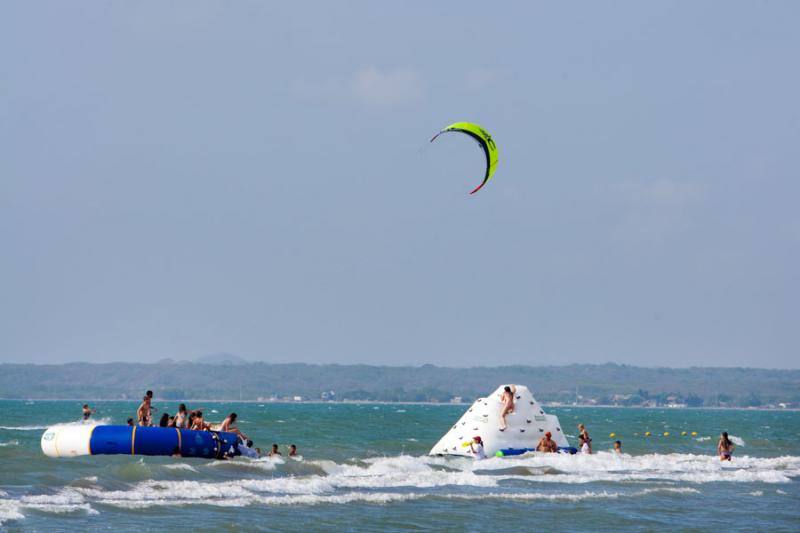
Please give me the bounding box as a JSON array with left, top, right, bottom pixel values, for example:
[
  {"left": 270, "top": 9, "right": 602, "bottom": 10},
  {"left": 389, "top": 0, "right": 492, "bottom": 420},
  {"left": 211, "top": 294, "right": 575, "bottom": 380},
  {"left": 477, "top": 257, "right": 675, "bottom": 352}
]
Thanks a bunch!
[{"left": 499, "top": 385, "right": 516, "bottom": 431}]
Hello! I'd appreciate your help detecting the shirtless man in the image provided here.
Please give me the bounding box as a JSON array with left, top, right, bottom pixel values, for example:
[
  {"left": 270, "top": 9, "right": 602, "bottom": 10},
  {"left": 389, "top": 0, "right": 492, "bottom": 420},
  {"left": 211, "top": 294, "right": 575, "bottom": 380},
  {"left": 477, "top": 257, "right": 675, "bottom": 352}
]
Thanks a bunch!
[
  {"left": 136, "top": 396, "right": 150, "bottom": 426},
  {"left": 499, "top": 385, "right": 516, "bottom": 431},
  {"left": 288, "top": 444, "right": 297, "bottom": 457},
  {"left": 82, "top": 404, "right": 95, "bottom": 421},
  {"left": 218, "top": 413, "right": 247, "bottom": 440},
  {"left": 536, "top": 431, "right": 558, "bottom": 453},
  {"left": 269, "top": 443, "right": 281, "bottom": 457}
]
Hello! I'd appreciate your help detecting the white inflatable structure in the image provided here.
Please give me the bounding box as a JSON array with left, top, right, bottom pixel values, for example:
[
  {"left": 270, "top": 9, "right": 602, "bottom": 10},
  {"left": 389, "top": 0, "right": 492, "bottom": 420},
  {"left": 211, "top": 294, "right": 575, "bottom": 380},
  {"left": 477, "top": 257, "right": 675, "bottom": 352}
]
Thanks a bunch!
[{"left": 429, "top": 384, "right": 572, "bottom": 457}]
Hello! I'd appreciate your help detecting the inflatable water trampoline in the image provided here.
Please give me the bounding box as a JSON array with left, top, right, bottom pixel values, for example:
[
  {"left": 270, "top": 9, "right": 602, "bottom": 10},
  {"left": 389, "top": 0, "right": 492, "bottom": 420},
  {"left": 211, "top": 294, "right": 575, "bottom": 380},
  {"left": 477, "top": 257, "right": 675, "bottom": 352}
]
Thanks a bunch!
[{"left": 41, "top": 424, "right": 240, "bottom": 459}]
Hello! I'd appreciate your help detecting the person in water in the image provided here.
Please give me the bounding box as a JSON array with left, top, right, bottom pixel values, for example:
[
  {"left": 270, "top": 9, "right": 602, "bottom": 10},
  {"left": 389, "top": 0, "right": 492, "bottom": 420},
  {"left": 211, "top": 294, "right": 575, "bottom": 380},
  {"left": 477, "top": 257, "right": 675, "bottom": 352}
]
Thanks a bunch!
[
  {"left": 469, "top": 436, "right": 486, "bottom": 460},
  {"left": 536, "top": 431, "right": 558, "bottom": 453},
  {"left": 288, "top": 444, "right": 297, "bottom": 457},
  {"left": 126, "top": 418, "right": 134, "bottom": 426},
  {"left": 218, "top": 413, "right": 248, "bottom": 440},
  {"left": 717, "top": 432, "right": 734, "bottom": 461},
  {"left": 579, "top": 435, "right": 591, "bottom": 454},
  {"left": 578, "top": 423, "right": 592, "bottom": 454},
  {"left": 239, "top": 439, "right": 259, "bottom": 459},
  {"left": 269, "top": 444, "right": 281, "bottom": 457},
  {"left": 82, "top": 404, "right": 95, "bottom": 420},
  {"left": 614, "top": 440, "right": 622, "bottom": 453},
  {"left": 499, "top": 385, "right": 516, "bottom": 431}
]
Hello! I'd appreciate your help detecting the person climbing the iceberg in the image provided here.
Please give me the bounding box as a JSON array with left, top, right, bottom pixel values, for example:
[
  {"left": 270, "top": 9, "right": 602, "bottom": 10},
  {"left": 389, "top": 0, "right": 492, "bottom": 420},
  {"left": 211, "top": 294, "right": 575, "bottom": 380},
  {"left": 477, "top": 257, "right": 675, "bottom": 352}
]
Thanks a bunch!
[
  {"left": 498, "top": 385, "right": 516, "bottom": 431},
  {"left": 469, "top": 436, "right": 486, "bottom": 460}
]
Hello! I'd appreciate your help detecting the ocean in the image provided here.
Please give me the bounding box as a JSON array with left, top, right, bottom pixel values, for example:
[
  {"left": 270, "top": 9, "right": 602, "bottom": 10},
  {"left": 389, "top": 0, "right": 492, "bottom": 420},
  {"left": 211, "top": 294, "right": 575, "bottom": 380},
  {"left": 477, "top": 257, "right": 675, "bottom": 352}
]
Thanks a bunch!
[{"left": 1, "top": 400, "right": 798, "bottom": 531}]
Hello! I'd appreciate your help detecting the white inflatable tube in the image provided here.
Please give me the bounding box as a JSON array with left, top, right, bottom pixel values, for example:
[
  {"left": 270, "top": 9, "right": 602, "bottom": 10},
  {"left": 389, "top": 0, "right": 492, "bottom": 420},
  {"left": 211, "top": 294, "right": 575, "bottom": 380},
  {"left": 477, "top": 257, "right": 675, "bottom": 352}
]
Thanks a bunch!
[{"left": 41, "top": 424, "right": 95, "bottom": 458}]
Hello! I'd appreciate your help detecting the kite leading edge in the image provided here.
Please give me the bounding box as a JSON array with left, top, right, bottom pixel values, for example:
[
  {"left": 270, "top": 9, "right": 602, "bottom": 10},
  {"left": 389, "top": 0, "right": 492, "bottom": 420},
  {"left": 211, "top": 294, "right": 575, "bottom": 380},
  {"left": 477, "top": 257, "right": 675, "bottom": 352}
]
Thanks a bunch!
[{"left": 430, "top": 122, "right": 498, "bottom": 194}]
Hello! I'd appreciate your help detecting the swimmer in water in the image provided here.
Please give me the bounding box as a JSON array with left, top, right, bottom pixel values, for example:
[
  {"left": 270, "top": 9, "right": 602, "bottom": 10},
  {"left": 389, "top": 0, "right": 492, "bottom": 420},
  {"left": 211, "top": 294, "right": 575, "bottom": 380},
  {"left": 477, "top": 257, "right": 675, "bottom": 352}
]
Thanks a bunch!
[
  {"left": 717, "top": 431, "right": 734, "bottom": 461},
  {"left": 614, "top": 440, "right": 622, "bottom": 453},
  {"left": 269, "top": 443, "right": 281, "bottom": 457},
  {"left": 82, "top": 404, "right": 95, "bottom": 420},
  {"left": 578, "top": 423, "right": 592, "bottom": 454},
  {"left": 288, "top": 444, "right": 297, "bottom": 457},
  {"left": 499, "top": 385, "right": 516, "bottom": 431},
  {"left": 536, "top": 431, "right": 558, "bottom": 453},
  {"left": 579, "top": 435, "right": 591, "bottom": 454}
]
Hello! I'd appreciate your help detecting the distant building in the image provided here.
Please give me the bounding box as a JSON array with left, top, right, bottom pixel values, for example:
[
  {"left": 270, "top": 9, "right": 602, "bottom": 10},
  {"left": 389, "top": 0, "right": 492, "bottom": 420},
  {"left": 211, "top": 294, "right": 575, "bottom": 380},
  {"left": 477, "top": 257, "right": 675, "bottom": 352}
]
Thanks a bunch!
[
  {"left": 293, "top": 395, "right": 303, "bottom": 402},
  {"left": 449, "top": 396, "right": 463, "bottom": 404}
]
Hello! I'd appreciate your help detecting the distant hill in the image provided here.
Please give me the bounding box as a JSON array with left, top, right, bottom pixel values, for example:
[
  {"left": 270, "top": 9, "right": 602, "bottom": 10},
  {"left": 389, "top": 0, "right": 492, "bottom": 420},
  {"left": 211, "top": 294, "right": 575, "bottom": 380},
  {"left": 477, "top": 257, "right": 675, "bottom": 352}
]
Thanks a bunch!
[
  {"left": 0, "top": 362, "right": 797, "bottom": 407},
  {"left": 194, "top": 353, "right": 250, "bottom": 365}
]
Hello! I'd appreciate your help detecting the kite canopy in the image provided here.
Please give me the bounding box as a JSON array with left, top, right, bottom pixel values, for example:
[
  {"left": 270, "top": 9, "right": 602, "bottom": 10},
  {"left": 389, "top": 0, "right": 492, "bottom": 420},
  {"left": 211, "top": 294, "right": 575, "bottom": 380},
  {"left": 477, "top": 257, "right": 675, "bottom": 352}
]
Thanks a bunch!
[{"left": 430, "top": 122, "right": 498, "bottom": 194}]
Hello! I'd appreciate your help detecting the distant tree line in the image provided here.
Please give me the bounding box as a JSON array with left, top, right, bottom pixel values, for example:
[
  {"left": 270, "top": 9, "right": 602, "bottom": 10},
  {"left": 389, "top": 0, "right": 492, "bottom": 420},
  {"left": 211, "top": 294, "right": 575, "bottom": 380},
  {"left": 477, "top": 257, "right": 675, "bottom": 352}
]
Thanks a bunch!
[{"left": 0, "top": 362, "right": 797, "bottom": 407}]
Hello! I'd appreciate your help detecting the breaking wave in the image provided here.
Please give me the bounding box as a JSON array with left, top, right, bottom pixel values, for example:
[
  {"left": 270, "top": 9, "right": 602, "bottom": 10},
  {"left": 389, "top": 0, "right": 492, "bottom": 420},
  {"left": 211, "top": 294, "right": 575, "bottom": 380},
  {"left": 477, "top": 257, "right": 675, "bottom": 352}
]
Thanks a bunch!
[{"left": 2, "top": 452, "right": 798, "bottom": 525}]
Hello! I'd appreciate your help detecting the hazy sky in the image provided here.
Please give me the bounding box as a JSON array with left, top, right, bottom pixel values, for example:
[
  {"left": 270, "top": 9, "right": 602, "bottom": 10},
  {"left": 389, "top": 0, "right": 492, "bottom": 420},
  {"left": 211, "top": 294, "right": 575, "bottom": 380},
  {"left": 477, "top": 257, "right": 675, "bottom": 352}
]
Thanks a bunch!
[{"left": 1, "top": 1, "right": 798, "bottom": 368}]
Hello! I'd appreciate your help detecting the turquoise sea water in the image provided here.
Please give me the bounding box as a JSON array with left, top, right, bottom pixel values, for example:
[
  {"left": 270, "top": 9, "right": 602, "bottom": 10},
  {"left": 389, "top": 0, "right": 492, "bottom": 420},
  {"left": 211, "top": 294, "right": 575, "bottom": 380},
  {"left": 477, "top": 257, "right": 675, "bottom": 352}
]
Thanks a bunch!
[{"left": 1, "top": 400, "right": 799, "bottom": 531}]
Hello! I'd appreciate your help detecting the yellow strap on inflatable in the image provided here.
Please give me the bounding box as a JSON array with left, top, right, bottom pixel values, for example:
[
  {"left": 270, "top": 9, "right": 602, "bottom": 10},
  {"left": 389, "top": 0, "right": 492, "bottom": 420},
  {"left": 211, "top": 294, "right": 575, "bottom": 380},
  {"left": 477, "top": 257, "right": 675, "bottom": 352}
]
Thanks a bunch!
[{"left": 88, "top": 425, "right": 97, "bottom": 455}]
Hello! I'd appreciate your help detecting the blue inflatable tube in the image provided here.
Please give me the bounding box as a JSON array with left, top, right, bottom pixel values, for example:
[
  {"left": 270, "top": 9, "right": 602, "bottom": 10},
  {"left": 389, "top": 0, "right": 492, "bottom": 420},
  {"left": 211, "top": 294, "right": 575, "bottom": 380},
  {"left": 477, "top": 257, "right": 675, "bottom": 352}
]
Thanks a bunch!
[
  {"left": 42, "top": 425, "right": 240, "bottom": 459},
  {"left": 498, "top": 446, "right": 578, "bottom": 456}
]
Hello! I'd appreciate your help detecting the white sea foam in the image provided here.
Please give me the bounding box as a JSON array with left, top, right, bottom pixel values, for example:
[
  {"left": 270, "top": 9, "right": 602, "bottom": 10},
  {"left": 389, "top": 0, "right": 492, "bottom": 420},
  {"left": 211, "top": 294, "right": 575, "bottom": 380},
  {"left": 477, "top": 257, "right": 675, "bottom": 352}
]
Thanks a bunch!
[
  {"left": 61, "top": 452, "right": 800, "bottom": 512},
  {"left": 8, "top": 452, "right": 799, "bottom": 518},
  {"left": 77, "top": 486, "right": 705, "bottom": 510},
  {"left": 0, "top": 440, "right": 19, "bottom": 447},
  {"left": 730, "top": 435, "right": 746, "bottom": 447},
  {"left": 0, "top": 499, "right": 25, "bottom": 526},
  {"left": 0, "top": 425, "right": 48, "bottom": 431},
  {"left": 162, "top": 463, "right": 199, "bottom": 472}
]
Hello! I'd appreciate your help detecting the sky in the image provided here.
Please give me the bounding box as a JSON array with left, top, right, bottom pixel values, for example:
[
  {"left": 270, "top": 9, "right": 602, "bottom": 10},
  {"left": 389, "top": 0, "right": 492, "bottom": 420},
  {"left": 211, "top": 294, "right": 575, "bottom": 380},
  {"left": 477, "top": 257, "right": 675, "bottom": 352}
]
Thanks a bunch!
[{"left": 1, "top": 1, "right": 798, "bottom": 368}]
